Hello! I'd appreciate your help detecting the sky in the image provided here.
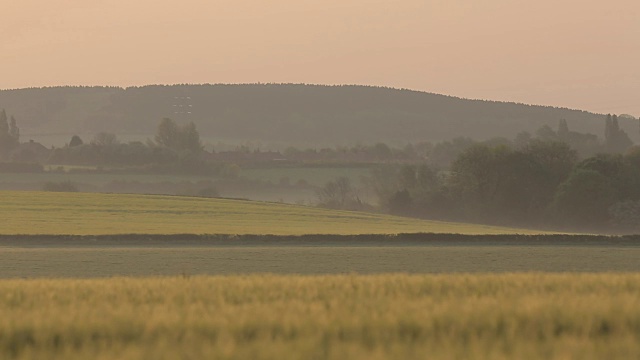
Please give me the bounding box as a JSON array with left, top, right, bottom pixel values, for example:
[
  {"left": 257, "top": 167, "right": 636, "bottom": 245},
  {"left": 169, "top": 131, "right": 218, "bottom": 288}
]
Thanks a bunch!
[{"left": 1, "top": 0, "right": 639, "bottom": 115}]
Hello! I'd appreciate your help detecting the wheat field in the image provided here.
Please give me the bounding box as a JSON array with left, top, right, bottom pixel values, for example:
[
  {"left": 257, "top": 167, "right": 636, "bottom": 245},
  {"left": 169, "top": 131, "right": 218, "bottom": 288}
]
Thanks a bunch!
[
  {"left": 2, "top": 274, "right": 640, "bottom": 360},
  {"left": 0, "top": 191, "right": 540, "bottom": 235}
]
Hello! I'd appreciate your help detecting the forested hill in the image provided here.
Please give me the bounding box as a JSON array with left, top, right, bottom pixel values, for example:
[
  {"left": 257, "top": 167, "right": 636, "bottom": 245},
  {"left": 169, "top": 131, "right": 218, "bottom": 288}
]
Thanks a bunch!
[{"left": 0, "top": 84, "right": 635, "bottom": 146}]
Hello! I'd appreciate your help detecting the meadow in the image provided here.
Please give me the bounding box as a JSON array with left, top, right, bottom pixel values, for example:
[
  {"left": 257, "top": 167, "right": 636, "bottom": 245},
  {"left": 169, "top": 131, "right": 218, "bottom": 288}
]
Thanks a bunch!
[
  {"left": 2, "top": 240, "right": 640, "bottom": 278},
  {"left": 2, "top": 274, "right": 640, "bottom": 360},
  {"left": 0, "top": 165, "right": 370, "bottom": 188},
  {"left": 0, "top": 191, "right": 539, "bottom": 235}
]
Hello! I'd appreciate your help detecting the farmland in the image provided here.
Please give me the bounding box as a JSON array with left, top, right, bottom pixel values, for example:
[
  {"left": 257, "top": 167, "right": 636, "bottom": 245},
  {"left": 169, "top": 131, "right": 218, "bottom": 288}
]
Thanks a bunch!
[
  {"left": 2, "top": 274, "right": 640, "bottom": 360},
  {"left": 2, "top": 190, "right": 639, "bottom": 360},
  {"left": 0, "top": 191, "right": 538, "bottom": 235},
  {"left": 0, "top": 166, "right": 371, "bottom": 188},
  {"left": 1, "top": 240, "right": 640, "bottom": 278},
  {"left": 0, "top": 166, "right": 373, "bottom": 204}
]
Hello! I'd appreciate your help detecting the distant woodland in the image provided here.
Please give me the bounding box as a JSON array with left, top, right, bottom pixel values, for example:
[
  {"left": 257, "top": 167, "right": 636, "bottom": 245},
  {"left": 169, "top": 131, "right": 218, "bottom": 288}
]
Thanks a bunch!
[
  {"left": 1, "top": 84, "right": 639, "bottom": 233},
  {"left": 1, "top": 84, "right": 637, "bottom": 146}
]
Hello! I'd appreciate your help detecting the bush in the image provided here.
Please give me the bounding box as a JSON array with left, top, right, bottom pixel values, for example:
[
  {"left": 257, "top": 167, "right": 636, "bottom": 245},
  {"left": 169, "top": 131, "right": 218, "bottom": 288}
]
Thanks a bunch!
[{"left": 42, "top": 181, "right": 79, "bottom": 192}]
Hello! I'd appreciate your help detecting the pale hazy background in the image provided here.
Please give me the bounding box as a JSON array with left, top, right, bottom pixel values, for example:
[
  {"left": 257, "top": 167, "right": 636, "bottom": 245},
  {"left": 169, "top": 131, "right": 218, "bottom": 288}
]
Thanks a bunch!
[{"left": 2, "top": 0, "right": 639, "bottom": 115}]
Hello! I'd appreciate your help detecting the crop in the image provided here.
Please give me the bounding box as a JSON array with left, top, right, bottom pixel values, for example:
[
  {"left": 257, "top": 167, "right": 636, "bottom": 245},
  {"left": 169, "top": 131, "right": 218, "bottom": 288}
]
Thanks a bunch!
[
  {"left": 0, "top": 191, "right": 540, "bottom": 235},
  {"left": 1, "top": 273, "right": 639, "bottom": 360}
]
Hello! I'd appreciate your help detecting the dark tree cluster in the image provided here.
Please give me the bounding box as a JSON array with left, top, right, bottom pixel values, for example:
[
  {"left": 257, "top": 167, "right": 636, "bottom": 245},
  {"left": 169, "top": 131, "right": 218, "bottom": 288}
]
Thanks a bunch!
[
  {"left": 49, "top": 118, "right": 208, "bottom": 174},
  {"left": 372, "top": 140, "right": 640, "bottom": 232}
]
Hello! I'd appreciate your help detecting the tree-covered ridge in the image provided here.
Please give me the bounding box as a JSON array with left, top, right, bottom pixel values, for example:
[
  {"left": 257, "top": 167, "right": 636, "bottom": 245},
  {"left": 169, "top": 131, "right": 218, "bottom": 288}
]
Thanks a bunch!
[{"left": 0, "top": 84, "right": 635, "bottom": 146}]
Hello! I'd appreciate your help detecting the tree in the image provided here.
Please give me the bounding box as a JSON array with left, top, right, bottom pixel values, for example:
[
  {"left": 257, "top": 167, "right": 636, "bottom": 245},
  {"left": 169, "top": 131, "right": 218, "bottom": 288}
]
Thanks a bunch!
[
  {"left": 0, "top": 110, "right": 8, "bottom": 137},
  {"left": 605, "top": 114, "right": 633, "bottom": 153},
  {"left": 179, "top": 122, "right": 203, "bottom": 152},
  {"left": 523, "top": 140, "right": 577, "bottom": 187},
  {"left": 428, "top": 137, "right": 475, "bottom": 168},
  {"left": 535, "top": 125, "right": 558, "bottom": 142},
  {"left": 553, "top": 169, "right": 616, "bottom": 227},
  {"left": 449, "top": 143, "right": 568, "bottom": 223},
  {"left": 90, "top": 132, "right": 119, "bottom": 147},
  {"left": 316, "top": 177, "right": 361, "bottom": 210},
  {"left": 69, "top": 135, "right": 84, "bottom": 147},
  {"left": 388, "top": 189, "right": 412, "bottom": 215},
  {"left": 155, "top": 118, "right": 202, "bottom": 152},
  {"left": 155, "top": 118, "right": 180, "bottom": 149},
  {"left": 513, "top": 131, "right": 532, "bottom": 149},
  {"left": 557, "top": 119, "right": 569, "bottom": 140},
  {"left": 0, "top": 110, "right": 19, "bottom": 156},
  {"left": 9, "top": 116, "right": 19, "bottom": 143},
  {"left": 605, "top": 114, "right": 614, "bottom": 143}
]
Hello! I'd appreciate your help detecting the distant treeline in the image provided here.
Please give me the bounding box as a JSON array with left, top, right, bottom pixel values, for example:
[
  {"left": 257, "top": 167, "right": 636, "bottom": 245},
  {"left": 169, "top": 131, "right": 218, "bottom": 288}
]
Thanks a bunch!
[
  {"left": 0, "top": 110, "right": 636, "bottom": 176},
  {"left": 1, "top": 84, "right": 637, "bottom": 145},
  {"left": 359, "top": 140, "right": 640, "bottom": 233},
  {"left": 2, "top": 105, "right": 640, "bottom": 233}
]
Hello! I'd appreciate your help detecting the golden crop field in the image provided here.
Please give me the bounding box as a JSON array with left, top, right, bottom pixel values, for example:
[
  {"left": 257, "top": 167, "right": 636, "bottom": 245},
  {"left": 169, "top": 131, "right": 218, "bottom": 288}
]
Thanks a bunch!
[
  {"left": 0, "top": 191, "right": 541, "bottom": 235},
  {"left": 2, "top": 274, "right": 639, "bottom": 360}
]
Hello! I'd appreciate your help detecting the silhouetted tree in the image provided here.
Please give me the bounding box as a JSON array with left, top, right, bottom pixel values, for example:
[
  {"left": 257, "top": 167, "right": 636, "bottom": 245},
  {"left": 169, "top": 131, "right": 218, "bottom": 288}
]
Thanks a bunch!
[
  {"left": 9, "top": 116, "right": 19, "bottom": 143},
  {"left": 557, "top": 119, "right": 569, "bottom": 140},
  {"left": 0, "top": 110, "right": 19, "bottom": 156},
  {"left": 155, "top": 118, "right": 202, "bottom": 152},
  {"left": 605, "top": 114, "right": 633, "bottom": 153},
  {"left": 69, "top": 135, "right": 84, "bottom": 147},
  {"left": 90, "top": 132, "right": 119, "bottom": 147},
  {"left": 553, "top": 169, "right": 616, "bottom": 227},
  {"left": 179, "top": 122, "right": 203, "bottom": 152},
  {"left": 317, "top": 177, "right": 361, "bottom": 210},
  {"left": 155, "top": 118, "right": 180, "bottom": 149},
  {"left": 388, "top": 189, "right": 412, "bottom": 215}
]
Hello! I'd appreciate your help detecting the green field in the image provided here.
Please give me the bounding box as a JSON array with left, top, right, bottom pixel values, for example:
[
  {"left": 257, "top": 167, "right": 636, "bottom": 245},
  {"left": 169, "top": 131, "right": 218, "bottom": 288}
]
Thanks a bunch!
[
  {"left": 0, "top": 191, "right": 539, "bottom": 235},
  {"left": 3, "top": 190, "right": 637, "bottom": 360},
  {"left": 0, "top": 166, "right": 370, "bottom": 188},
  {"left": 2, "top": 274, "right": 640, "bottom": 360},
  {"left": 1, "top": 243, "right": 639, "bottom": 278}
]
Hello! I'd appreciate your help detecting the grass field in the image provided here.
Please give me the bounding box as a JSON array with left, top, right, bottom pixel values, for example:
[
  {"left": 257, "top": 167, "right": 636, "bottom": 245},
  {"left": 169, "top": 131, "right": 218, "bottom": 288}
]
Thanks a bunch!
[
  {"left": 0, "top": 191, "right": 539, "bottom": 235},
  {"left": 2, "top": 274, "right": 639, "bottom": 360},
  {"left": 0, "top": 166, "right": 371, "bottom": 188},
  {"left": 2, "top": 240, "right": 640, "bottom": 277}
]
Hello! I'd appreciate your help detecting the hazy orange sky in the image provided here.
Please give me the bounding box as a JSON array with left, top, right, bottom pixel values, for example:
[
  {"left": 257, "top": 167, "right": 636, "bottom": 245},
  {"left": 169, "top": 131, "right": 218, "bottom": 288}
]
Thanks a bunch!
[{"left": 2, "top": 1, "right": 639, "bottom": 115}]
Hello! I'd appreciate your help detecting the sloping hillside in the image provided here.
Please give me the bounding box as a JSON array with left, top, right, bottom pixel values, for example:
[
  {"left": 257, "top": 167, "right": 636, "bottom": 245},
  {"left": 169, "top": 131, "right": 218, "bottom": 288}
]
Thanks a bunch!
[
  {"left": 0, "top": 84, "right": 633, "bottom": 146},
  {"left": 0, "top": 191, "right": 541, "bottom": 235}
]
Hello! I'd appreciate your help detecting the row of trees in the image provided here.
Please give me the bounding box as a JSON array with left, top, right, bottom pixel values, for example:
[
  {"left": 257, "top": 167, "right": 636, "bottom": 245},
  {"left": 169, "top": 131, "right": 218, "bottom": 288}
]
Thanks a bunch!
[
  {"left": 287, "top": 115, "right": 634, "bottom": 167},
  {"left": 2, "top": 111, "right": 634, "bottom": 170},
  {"left": 49, "top": 118, "right": 206, "bottom": 172}
]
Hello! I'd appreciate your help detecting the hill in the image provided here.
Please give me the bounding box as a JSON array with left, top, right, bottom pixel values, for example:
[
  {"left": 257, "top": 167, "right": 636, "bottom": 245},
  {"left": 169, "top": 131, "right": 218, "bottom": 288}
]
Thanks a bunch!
[
  {"left": 0, "top": 84, "right": 634, "bottom": 147},
  {"left": 0, "top": 191, "right": 540, "bottom": 235}
]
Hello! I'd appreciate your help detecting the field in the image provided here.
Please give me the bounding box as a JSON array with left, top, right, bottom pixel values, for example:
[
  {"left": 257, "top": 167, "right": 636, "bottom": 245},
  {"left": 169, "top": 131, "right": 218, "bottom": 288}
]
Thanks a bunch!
[
  {"left": 0, "top": 191, "right": 539, "bottom": 235},
  {"left": 1, "top": 166, "right": 370, "bottom": 188},
  {"left": 1, "top": 235, "right": 640, "bottom": 277},
  {"left": 0, "top": 166, "right": 371, "bottom": 204},
  {"left": 2, "top": 274, "right": 640, "bottom": 360},
  {"left": 2, "top": 190, "right": 638, "bottom": 359}
]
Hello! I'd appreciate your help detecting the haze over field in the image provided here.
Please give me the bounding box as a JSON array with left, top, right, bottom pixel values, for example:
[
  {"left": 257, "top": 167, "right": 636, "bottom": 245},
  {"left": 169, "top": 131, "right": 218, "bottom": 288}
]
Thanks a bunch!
[
  {"left": 2, "top": 3, "right": 640, "bottom": 359},
  {"left": 3, "top": 1, "right": 639, "bottom": 116}
]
